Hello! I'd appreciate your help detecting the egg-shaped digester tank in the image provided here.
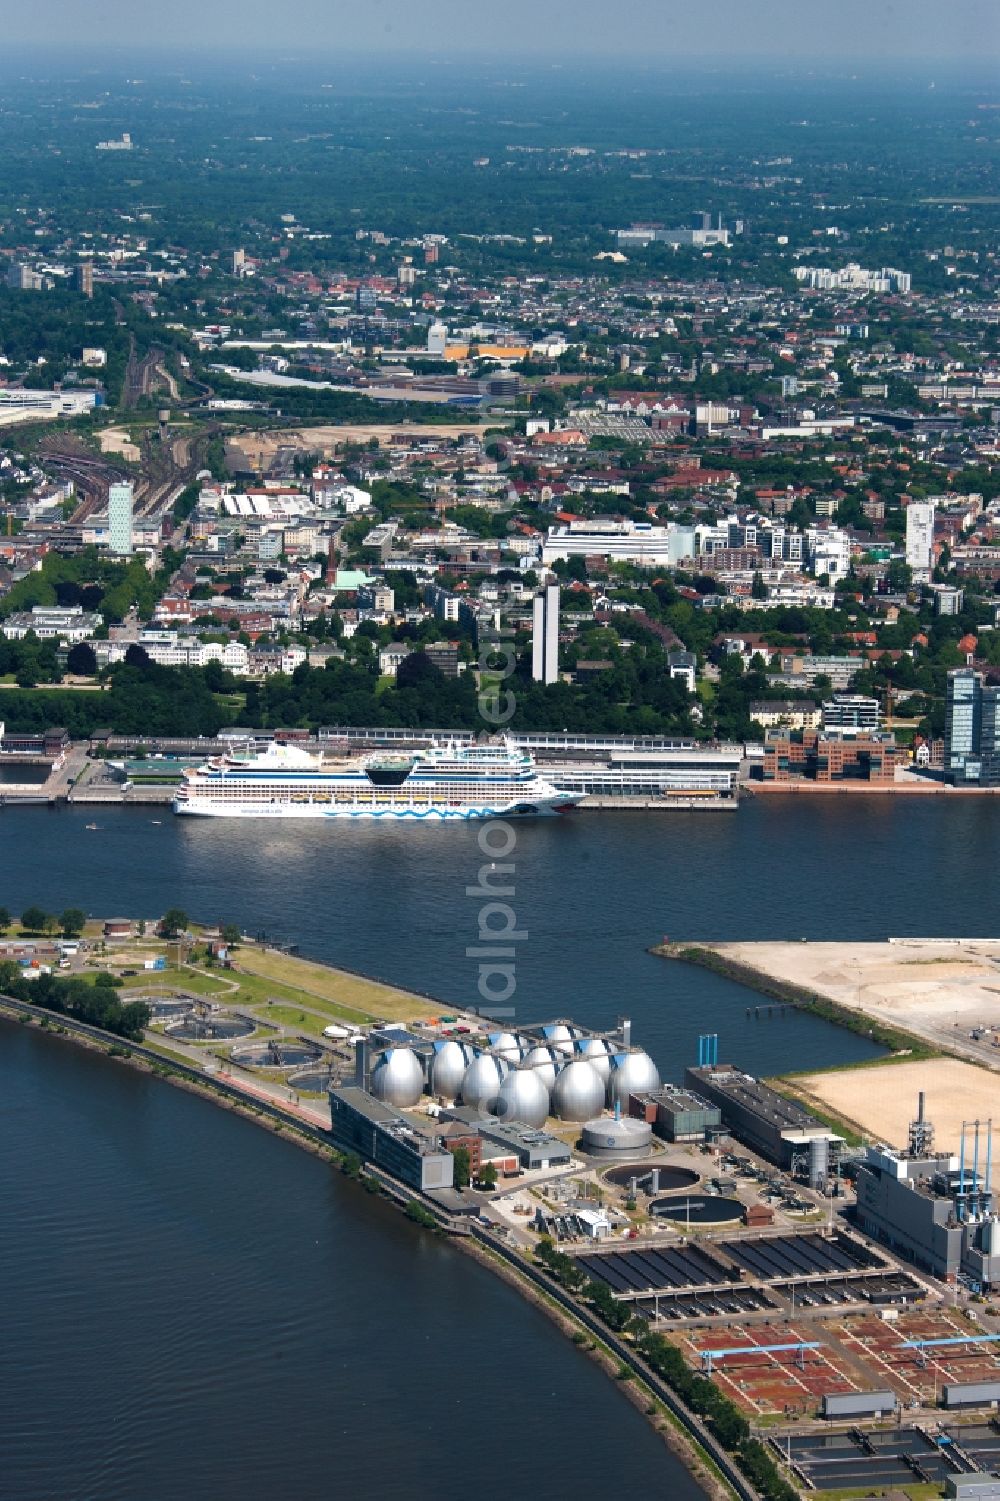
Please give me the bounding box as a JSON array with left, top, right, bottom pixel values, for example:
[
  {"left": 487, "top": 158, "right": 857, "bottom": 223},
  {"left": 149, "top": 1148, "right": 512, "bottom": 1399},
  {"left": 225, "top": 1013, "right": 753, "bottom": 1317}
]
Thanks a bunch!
[
  {"left": 494, "top": 1068, "right": 550, "bottom": 1129},
  {"left": 551, "top": 1059, "right": 606, "bottom": 1123},
  {"left": 369, "top": 1047, "right": 425, "bottom": 1109},
  {"left": 460, "top": 1053, "right": 508, "bottom": 1113},
  {"left": 489, "top": 1031, "right": 523, "bottom": 1064},
  {"left": 575, "top": 1036, "right": 612, "bottom": 1082},
  {"left": 522, "top": 1045, "right": 559, "bottom": 1092},
  {"left": 429, "top": 1039, "right": 470, "bottom": 1100},
  {"left": 607, "top": 1050, "right": 661, "bottom": 1109},
  {"left": 545, "top": 1023, "right": 575, "bottom": 1057}
]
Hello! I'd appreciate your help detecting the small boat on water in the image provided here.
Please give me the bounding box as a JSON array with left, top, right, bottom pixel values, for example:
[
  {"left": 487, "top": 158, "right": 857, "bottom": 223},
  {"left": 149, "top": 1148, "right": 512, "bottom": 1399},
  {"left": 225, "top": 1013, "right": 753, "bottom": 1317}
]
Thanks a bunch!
[{"left": 85, "top": 823, "right": 101, "bottom": 831}]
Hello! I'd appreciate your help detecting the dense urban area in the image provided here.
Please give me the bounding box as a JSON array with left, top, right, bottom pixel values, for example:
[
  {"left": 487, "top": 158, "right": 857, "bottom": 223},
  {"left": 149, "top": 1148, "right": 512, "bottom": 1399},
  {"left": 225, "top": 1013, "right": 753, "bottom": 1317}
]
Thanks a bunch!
[{"left": 0, "top": 65, "right": 999, "bottom": 787}]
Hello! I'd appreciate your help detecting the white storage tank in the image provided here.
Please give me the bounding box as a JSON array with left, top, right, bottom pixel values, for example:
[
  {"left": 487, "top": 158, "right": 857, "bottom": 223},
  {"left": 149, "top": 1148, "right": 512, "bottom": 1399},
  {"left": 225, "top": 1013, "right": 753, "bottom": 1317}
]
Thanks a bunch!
[{"left": 581, "top": 1116, "right": 653, "bottom": 1159}]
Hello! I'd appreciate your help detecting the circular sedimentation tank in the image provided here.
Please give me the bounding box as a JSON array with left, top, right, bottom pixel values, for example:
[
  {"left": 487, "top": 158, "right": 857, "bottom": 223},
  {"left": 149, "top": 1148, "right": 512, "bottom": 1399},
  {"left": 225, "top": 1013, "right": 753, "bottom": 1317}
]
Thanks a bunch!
[
  {"left": 288, "top": 1066, "right": 338, "bottom": 1093},
  {"left": 649, "top": 1195, "right": 743, "bottom": 1225},
  {"left": 493, "top": 1068, "right": 550, "bottom": 1129},
  {"left": 232, "top": 1040, "right": 322, "bottom": 1068},
  {"left": 604, "top": 1164, "right": 701, "bottom": 1192},
  {"left": 551, "top": 1060, "right": 606, "bottom": 1123},
  {"left": 607, "top": 1049, "right": 661, "bottom": 1110},
  {"left": 369, "top": 1047, "right": 425, "bottom": 1108},
  {"left": 146, "top": 998, "right": 195, "bottom": 1022},
  {"left": 580, "top": 1117, "right": 652, "bottom": 1158},
  {"left": 167, "top": 1014, "right": 255, "bottom": 1041}
]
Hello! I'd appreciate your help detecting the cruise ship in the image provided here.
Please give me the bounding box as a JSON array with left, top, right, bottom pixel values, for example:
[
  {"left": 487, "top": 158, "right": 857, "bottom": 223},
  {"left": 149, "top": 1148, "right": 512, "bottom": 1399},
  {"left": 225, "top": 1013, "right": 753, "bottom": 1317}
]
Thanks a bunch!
[{"left": 173, "top": 738, "right": 580, "bottom": 820}]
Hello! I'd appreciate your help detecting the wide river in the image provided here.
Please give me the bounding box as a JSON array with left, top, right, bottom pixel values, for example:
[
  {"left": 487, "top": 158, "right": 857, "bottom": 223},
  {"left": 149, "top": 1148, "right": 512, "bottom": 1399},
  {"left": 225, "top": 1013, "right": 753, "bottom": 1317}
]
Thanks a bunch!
[{"left": 2, "top": 796, "right": 997, "bottom": 1499}]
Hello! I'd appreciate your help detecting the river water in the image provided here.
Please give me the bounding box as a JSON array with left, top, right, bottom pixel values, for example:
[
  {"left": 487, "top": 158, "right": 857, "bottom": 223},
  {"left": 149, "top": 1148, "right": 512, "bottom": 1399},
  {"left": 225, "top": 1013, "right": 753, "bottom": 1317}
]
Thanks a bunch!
[{"left": 2, "top": 797, "right": 996, "bottom": 1498}]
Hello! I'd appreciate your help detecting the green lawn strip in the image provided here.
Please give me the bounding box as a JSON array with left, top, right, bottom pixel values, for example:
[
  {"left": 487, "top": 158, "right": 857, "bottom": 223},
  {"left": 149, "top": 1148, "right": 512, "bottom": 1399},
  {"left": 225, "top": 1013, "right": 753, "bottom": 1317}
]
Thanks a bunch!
[{"left": 230, "top": 949, "right": 421, "bottom": 1023}]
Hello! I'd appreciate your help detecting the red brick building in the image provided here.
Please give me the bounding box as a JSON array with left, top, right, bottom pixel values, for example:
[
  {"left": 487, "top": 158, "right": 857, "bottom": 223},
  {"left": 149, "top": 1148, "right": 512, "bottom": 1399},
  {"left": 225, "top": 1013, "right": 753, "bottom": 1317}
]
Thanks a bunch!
[{"left": 763, "top": 727, "right": 898, "bottom": 783}]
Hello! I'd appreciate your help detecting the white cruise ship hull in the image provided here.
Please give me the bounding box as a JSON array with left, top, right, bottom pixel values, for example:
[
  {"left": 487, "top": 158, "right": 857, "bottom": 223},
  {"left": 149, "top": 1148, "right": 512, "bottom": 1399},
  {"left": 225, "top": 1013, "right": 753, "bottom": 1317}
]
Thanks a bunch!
[
  {"left": 175, "top": 793, "right": 577, "bottom": 819},
  {"left": 172, "top": 737, "right": 579, "bottom": 820}
]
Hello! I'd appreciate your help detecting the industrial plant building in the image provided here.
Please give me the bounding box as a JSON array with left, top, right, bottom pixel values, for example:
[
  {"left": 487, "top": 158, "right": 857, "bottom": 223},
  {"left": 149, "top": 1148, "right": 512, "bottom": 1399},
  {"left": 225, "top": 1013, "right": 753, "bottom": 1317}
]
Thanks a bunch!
[
  {"left": 685, "top": 1063, "right": 841, "bottom": 1180},
  {"left": 854, "top": 1105, "right": 1000, "bottom": 1287},
  {"left": 630, "top": 1083, "right": 723, "bottom": 1142},
  {"left": 328, "top": 1086, "right": 455, "bottom": 1192}
]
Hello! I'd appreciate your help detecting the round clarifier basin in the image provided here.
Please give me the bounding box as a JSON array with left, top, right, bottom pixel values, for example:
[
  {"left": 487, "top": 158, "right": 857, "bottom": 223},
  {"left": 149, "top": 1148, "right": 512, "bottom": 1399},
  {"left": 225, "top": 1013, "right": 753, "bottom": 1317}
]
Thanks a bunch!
[
  {"left": 167, "top": 1014, "right": 255, "bottom": 1041},
  {"left": 146, "top": 998, "right": 195, "bottom": 1022},
  {"left": 604, "top": 1164, "right": 701, "bottom": 1192},
  {"left": 288, "top": 1066, "right": 337, "bottom": 1093},
  {"left": 649, "top": 1195, "right": 743, "bottom": 1225},
  {"left": 231, "top": 1041, "right": 321, "bottom": 1068}
]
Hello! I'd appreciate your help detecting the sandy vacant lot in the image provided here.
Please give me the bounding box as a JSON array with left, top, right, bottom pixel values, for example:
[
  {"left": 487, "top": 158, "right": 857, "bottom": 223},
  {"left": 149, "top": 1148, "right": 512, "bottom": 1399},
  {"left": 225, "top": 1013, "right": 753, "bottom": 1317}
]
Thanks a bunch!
[
  {"left": 98, "top": 426, "right": 141, "bottom": 462},
  {"left": 230, "top": 422, "right": 482, "bottom": 467},
  {"left": 793, "top": 1058, "right": 1000, "bottom": 1182},
  {"left": 718, "top": 939, "right": 1000, "bottom": 1051}
]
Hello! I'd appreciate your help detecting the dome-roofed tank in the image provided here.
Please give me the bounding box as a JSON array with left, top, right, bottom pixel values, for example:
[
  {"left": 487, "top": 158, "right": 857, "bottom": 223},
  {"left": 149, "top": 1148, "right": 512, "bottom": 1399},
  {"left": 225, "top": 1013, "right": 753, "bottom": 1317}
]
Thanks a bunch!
[
  {"left": 429, "top": 1039, "right": 470, "bottom": 1100},
  {"left": 369, "top": 1047, "right": 425, "bottom": 1109},
  {"left": 575, "top": 1036, "right": 612, "bottom": 1082},
  {"left": 607, "top": 1050, "right": 661, "bottom": 1109},
  {"left": 545, "top": 1023, "right": 575, "bottom": 1057},
  {"left": 489, "top": 1031, "right": 523, "bottom": 1065},
  {"left": 460, "top": 1053, "right": 508, "bottom": 1113},
  {"left": 551, "top": 1059, "right": 606, "bottom": 1123},
  {"left": 522, "top": 1045, "right": 559, "bottom": 1092},
  {"left": 494, "top": 1068, "right": 550, "bottom": 1129}
]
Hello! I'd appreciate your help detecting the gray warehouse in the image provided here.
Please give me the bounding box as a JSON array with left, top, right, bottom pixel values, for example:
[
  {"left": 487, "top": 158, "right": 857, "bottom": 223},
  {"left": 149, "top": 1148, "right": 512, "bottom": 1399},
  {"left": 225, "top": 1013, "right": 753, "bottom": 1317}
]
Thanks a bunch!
[
  {"left": 943, "top": 1382, "right": 1000, "bottom": 1410},
  {"left": 631, "top": 1084, "right": 722, "bottom": 1142},
  {"left": 685, "top": 1063, "right": 840, "bottom": 1172},
  {"left": 821, "top": 1389, "right": 897, "bottom": 1420}
]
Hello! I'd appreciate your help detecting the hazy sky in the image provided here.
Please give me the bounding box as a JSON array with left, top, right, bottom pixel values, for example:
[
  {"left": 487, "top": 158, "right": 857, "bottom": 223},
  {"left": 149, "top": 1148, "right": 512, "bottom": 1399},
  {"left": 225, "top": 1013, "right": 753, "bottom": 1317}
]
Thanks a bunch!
[{"left": 3, "top": 0, "right": 999, "bottom": 62}]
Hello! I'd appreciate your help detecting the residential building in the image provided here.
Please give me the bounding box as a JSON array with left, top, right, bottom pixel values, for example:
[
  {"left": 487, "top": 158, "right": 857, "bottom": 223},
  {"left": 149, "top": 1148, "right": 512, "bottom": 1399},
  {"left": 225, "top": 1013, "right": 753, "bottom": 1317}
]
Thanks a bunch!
[
  {"left": 532, "top": 583, "right": 560, "bottom": 685},
  {"left": 108, "top": 481, "right": 134, "bottom": 556},
  {"left": 905, "top": 500, "right": 936, "bottom": 579},
  {"left": 1, "top": 605, "right": 102, "bottom": 643},
  {"left": 822, "top": 694, "right": 881, "bottom": 731}
]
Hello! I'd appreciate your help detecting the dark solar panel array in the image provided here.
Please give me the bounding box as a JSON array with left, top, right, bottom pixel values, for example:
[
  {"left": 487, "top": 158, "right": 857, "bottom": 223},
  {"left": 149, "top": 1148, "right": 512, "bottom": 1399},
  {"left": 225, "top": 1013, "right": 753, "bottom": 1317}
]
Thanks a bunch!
[
  {"left": 578, "top": 1242, "right": 727, "bottom": 1294},
  {"left": 722, "top": 1232, "right": 881, "bottom": 1281}
]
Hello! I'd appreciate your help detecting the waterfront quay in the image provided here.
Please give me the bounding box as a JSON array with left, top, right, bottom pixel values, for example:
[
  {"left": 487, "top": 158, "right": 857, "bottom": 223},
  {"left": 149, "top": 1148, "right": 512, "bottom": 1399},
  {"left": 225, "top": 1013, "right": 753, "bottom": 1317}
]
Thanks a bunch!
[{"left": 0, "top": 726, "right": 746, "bottom": 810}]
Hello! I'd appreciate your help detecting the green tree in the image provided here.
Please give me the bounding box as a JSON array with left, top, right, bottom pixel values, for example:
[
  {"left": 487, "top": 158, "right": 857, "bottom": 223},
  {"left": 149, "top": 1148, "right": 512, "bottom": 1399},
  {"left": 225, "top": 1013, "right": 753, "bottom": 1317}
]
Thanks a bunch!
[
  {"left": 20, "top": 905, "right": 50, "bottom": 934},
  {"left": 450, "top": 1145, "right": 471, "bottom": 1189},
  {"left": 159, "top": 907, "right": 188, "bottom": 938},
  {"left": 60, "top": 908, "right": 87, "bottom": 939},
  {"left": 220, "top": 924, "right": 242, "bottom": 946},
  {"left": 66, "top": 642, "right": 98, "bottom": 676},
  {"left": 477, "top": 1161, "right": 498, "bottom": 1189},
  {"left": 0, "top": 907, "right": 11, "bottom": 934}
]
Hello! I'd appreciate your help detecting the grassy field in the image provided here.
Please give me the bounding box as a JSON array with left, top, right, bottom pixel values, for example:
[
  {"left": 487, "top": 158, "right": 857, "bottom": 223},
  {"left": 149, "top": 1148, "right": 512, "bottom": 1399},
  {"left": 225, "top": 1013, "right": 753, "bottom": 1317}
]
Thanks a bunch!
[{"left": 233, "top": 947, "right": 430, "bottom": 1023}]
